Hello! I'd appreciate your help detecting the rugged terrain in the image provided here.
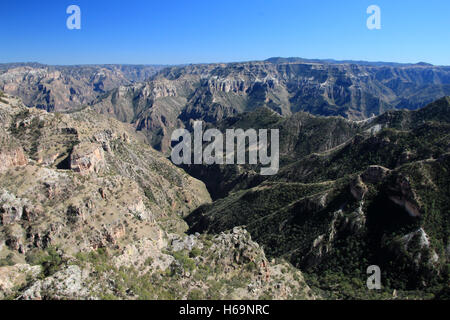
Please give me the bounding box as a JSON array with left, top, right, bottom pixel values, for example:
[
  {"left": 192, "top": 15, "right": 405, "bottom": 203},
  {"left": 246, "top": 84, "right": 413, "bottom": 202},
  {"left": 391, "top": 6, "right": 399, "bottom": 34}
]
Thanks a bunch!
[
  {"left": 0, "top": 92, "right": 314, "bottom": 300},
  {"left": 0, "top": 63, "right": 164, "bottom": 112},
  {"left": 3, "top": 59, "right": 450, "bottom": 153},
  {"left": 186, "top": 97, "right": 450, "bottom": 299},
  {"left": 1, "top": 58, "right": 449, "bottom": 300},
  {"left": 90, "top": 59, "right": 450, "bottom": 152}
]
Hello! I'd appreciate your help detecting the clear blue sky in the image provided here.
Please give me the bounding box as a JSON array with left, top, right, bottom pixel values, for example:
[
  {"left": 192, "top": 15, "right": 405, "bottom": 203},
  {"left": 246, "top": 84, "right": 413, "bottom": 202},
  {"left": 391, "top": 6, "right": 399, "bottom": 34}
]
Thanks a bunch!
[{"left": 1, "top": 0, "right": 449, "bottom": 65}]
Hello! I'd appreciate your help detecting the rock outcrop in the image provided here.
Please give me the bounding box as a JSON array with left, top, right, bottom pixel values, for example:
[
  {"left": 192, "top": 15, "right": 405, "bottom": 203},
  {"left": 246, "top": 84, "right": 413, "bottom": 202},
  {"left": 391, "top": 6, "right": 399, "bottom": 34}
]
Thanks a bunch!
[
  {"left": 20, "top": 265, "right": 92, "bottom": 300},
  {"left": 88, "top": 60, "right": 450, "bottom": 152},
  {"left": 185, "top": 97, "right": 450, "bottom": 297},
  {"left": 387, "top": 174, "right": 421, "bottom": 217},
  {"left": 0, "top": 146, "right": 27, "bottom": 172},
  {"left": 0, "top": 190, "right": 30, "bottom": 226},
  {"left": 16, "top": 228, "right": 315, "bottom": 300},
  {"left": 0, "top": 64, "right": 164, "bottom": 112},
  {"left": 70, "top": 143, "right": 105, "bottom": 175},
  {"left": 0, "top": 94, "right": 316, "bottom": 300},
  {"left": 0, "top": 94, "right": 211, "bottom": 259},
  {"left": 0, "top": 264, "right": 41, "bottom": 299}
]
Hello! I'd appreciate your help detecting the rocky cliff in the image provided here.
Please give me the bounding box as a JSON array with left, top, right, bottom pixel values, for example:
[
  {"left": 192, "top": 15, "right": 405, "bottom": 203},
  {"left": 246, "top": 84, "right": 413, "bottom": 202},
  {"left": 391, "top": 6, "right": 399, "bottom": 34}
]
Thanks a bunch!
[
  {"left": 3, "top": 60, "right": 449, "bottom": 154},
  {"left": 0, "top": 93, "right": 314, "bottom": 300},
  {"left": 186, "top": 97, "right": 450, "bottom": 299},
  {"left": 89, "top": 60, "right": 450, "bottom": 152},
  {"left": 0, "top": 64, "right": 164, "bottom": 112}
]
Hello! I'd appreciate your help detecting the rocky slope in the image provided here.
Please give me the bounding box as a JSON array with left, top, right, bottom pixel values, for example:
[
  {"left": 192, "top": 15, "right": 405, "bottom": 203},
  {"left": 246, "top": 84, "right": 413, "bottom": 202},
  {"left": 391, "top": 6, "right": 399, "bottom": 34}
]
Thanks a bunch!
[
  {"left": 88, "top": 59, "right": 450, "bottom": 152},
  {"left": 0, "top": 64, "right": 164, "bottom": 112},
  {"left": 3, "top": 60, "right": 449, "bottom": 154},
  {"left": 0, "top": 92, "right": 314, "bottom": 300},
  {"left": 183, "top": 107, "right": 361, "bottom": 200},
  {"left": 2, "top": 58, "right": 450, "bottom": 300},
  {"left": 14, "top": 227, "right": 314, "bottom": 300},
  {"left": 186, "top": 97, "right": 450, "bottom": 299}
]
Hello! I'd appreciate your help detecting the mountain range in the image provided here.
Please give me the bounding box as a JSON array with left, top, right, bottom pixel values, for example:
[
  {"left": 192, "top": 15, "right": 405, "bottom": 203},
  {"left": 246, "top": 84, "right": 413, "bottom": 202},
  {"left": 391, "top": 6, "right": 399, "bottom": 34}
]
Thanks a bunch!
[
  {"left": 0, "top": 63, "right": 164, "bottom": 112},
  {"left": 2, "top": 59, "right": 450, "bottom": 152},
  {"left": 0, "top": 58, "right": 449, "bottom": 300}
]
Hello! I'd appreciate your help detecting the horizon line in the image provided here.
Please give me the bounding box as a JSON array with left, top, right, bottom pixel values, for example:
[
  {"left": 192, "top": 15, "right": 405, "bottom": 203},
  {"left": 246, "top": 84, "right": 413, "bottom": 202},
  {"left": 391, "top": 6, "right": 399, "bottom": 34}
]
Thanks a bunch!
[{"left": 0, "top": 57, "right": 447, "bottom": 67}]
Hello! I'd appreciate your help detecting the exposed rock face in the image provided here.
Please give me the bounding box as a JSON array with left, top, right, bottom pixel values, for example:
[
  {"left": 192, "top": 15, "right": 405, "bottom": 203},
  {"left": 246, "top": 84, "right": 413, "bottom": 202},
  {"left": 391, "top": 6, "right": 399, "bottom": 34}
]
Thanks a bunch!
[
  {"left": 4, "top": 61, "right": 450, "bottom": 155},
  {"left": 0, "top": 146, "right": 27, "bottom": 172},
  {"left": 0, "top": 264, "right": 41, "bottom": 299},
  {"left": 0, "top": 115, "right": 28, "bottom": 172},
  {"left": 88, "top": 60, "right": 450, "bottom": 152},
  {"left": 20, "top": 265, "right": 92, "bottom": 300},
  {"left": 0, "top": 94, "right": 211, "bottom": 258},
  {"left": 113, "top": 235, "right": 174, "bottom": 272},
  {"left": 388, "top": 174, "right": 421, "bottom": 217},
  {"left": 70, "top": 143, "right": 105, "bottom": 175},
  {"left": 209, "top": 227, "right": 266, "bottom": 267},
  {"left": 400, "top": 228, "right": 439, "bottom": 265},
  {"left": 0, "top": 94, "right": 317, "bottom": 301},
  {"left": 350, "top": 166, "right": 390, "bottom": 201},
  {"left": 0, "top": 64, "right": 164, "bottom": 112},
  {"left": 350, "top": 176, "right": 368, "bottom": 201},
  {"left": 170, "top": 233, "right": 200, "bottom": 252},
  {"left": 1, "top": 58, "right": 449, "bottom": 300},
  {"left": 16, "top": 228, "right": 315, "bottom": 300},
  {"left": 0, "top": 190, "right": 29, "bottom": 226},
  {"left": 186, "top": 97, "right": 450, "bottom": 295}
]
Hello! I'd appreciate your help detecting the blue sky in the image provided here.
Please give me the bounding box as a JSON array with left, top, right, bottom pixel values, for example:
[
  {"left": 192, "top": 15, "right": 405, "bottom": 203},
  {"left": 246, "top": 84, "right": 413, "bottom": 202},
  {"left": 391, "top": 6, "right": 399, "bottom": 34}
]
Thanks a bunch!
[{"left": 0, "top": 0, "right": 449, "bottom": 65}]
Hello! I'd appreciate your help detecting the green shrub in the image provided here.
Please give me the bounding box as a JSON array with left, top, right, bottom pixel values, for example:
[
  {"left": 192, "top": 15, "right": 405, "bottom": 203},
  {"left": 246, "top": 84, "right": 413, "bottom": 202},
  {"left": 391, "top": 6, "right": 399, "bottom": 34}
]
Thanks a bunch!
[
  {"left": 189, "top": 247, "right": 202, "bottom": 258},
  {"left": 245, "top": 261, "right": 258, "bottom": 272},
  {"left": 0, "top": 253, "right": 15, "bottom": 267},
  {"left": 143, "top": 188, "right": 156, "bottom": 203},
  {"left": 26, "top": 247, "right": 64, "bottom": 277},
  {"left": 172, "top": 251, "right": 196, "bottom": 272},
  {"left": 25, "top": 249, "right": 48, "bottom": 265},
  {"left": 144, "top": 257, "right": 154, "bottom": 266},
  {"left": 187, "top": 289, "right": 204, "bottom": 300}
]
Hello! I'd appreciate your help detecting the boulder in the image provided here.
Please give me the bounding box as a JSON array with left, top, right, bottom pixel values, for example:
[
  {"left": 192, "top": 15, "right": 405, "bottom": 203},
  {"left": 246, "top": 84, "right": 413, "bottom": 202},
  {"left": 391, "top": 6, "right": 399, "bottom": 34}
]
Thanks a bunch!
[
  {"left": 70, "top": 143, "right": 105, "bottom": 175},
  {"left": 0, "top": 146, "right": 27, "bottom": 172}
]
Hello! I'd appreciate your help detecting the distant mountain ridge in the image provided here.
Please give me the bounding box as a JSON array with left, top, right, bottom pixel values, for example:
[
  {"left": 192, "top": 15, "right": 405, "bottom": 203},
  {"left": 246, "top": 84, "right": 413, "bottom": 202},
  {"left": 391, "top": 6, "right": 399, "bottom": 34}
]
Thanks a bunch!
[
  {"left": 0, "top": 64, "right": 165, "bottom": 112},
  {"left": 2, "top": 58, "right": 450, "bottom": 153},
  {"left": 0, "top": 63, "right": 167, "bottom": 81},
  {"left": 90, "top": 59, "right": 450, "bottom": 151},
  {"left": 265, "top": 57, "right": 437, "bottom": 67}
]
